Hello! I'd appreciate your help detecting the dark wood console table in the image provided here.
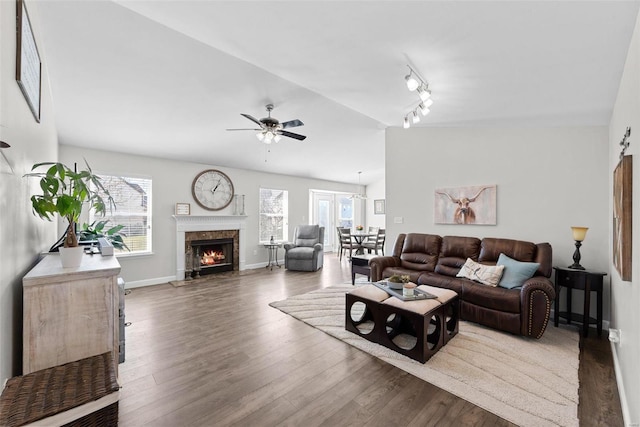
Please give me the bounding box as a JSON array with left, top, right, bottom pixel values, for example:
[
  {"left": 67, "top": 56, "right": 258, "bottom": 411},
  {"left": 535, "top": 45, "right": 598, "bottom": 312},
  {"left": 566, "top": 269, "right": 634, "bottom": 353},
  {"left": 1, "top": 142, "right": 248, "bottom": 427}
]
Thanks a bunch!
[{"left": 553, "top": 266, "right": 606, "bottom": 337}]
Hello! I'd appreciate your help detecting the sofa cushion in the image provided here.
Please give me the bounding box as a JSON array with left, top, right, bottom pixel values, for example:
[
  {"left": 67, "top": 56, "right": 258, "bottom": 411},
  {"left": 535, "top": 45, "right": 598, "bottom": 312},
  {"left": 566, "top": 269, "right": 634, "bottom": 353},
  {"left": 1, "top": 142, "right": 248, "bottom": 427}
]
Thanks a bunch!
[
  {"left": 456, "top": 258, "right": 505, "bottom": 287},
  {"left": 418, "top": 272, "right": 466, "bottom": 295},
  {"left": 462, "top": 282, "right": 521, "bottom": 313},
  {"left": 497, "top": 253, "right": 540, "bottom": 289},
  {"left": 435, "top": 236, "right": 482, "bottom": 277},
  {"left": 399, "top": 234, "right": 442, "bottom": 272},
  {"left": 479, "top": 238, "right": 537, "bottom": 264}
]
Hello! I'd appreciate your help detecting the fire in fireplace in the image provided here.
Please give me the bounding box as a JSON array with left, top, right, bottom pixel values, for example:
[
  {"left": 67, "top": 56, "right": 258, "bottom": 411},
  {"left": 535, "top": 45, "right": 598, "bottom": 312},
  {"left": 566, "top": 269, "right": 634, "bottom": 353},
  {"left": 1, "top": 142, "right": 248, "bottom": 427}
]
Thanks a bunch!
[{"left": 189, "top": 238, "right": 234, "bottom": 277}]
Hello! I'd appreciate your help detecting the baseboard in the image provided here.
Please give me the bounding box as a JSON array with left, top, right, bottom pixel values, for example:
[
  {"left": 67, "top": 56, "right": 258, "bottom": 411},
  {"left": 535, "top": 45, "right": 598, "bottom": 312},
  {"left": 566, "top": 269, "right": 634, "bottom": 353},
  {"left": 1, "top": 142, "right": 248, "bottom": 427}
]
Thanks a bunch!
[
  {"left": 610, "top": 342, "right": 634, "bottom": 427},
  {"left": 123, "top": 262, "right": 279, "bottom": 289},
  {"left": 123, "top": 276, "right": 175, "bottom": 289}
]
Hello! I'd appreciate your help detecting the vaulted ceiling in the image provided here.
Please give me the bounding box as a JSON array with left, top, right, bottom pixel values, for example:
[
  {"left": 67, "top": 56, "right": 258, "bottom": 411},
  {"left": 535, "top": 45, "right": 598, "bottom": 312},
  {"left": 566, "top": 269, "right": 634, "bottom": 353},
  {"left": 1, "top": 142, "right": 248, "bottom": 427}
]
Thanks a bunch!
[{"left": 33, "top": 1, "right": 640, "bottom": 185}]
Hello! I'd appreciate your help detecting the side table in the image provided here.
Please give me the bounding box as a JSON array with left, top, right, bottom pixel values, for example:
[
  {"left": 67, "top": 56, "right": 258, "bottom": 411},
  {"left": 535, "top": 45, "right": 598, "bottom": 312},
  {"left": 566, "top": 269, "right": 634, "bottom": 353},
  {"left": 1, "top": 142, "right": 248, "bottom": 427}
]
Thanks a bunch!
[
  {"left": 351, "top": 254, "right": 376, "bottom": 285},
  {"left": 264, "top": 243, "right": 282, "bottom": 270},
  {"left": 553, "top": 266, "right": 606, "bottom": 337}
]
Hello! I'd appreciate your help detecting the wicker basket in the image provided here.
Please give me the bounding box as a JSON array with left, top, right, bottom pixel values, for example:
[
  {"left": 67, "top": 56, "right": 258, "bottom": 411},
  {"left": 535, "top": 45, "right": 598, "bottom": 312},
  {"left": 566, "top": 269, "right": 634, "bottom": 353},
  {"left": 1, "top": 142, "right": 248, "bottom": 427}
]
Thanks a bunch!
[{"left": 0, "top": 352, "right": 119, "bottom": 427}]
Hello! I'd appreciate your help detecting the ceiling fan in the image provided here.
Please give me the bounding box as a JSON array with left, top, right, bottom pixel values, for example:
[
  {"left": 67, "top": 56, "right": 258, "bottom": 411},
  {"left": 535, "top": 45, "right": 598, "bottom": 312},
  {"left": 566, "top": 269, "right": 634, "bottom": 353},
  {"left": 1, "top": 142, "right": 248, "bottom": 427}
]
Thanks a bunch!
[{"left": 226, "top": 104, "right": 306, "bottom": 143}]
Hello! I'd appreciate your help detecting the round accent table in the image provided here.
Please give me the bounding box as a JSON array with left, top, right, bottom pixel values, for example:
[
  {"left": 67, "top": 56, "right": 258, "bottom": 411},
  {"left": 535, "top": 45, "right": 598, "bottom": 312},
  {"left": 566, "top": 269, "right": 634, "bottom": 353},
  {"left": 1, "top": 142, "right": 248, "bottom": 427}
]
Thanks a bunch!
[{"left": 264, "top": 243, "right": 282, "bottom": 270}]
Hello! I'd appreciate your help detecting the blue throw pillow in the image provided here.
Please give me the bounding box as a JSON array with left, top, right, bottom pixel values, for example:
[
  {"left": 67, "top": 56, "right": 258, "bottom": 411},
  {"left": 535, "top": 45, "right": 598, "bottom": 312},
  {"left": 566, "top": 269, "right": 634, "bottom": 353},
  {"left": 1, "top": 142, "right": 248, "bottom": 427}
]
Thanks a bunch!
[{"left": 497, "top": 253, "right": 540, "bottom": 289}]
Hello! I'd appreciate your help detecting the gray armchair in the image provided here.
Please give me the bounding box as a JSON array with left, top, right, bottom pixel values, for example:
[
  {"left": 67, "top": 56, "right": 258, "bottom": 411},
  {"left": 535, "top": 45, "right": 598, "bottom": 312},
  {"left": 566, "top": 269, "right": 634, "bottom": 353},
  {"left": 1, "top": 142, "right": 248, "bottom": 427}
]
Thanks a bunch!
[{"left": 284, "top": 225, "right": 325, "bottom": 271}]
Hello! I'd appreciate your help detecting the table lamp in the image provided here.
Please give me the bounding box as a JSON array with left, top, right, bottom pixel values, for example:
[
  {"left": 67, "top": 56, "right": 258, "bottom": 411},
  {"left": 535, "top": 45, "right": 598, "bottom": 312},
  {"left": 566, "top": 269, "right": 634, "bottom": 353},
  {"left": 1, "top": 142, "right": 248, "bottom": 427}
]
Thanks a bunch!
[{"left": 568, "top": 226, "right": 588, "bottom": 270}]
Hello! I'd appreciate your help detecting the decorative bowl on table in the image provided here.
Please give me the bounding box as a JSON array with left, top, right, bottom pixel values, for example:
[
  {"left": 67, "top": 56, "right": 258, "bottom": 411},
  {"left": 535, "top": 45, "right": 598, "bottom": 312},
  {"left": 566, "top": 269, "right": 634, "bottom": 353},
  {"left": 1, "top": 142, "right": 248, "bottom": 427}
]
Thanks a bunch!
[{"left": 387, "top": 280, "right": 404, "bottom": 290}]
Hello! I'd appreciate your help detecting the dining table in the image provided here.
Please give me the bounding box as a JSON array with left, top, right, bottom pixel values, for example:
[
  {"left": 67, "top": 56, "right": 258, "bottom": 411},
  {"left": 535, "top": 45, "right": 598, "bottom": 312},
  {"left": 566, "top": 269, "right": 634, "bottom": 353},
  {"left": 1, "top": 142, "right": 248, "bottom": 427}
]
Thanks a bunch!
[{"left": 351, "top": 231, "right": 376, "bottom": 255}]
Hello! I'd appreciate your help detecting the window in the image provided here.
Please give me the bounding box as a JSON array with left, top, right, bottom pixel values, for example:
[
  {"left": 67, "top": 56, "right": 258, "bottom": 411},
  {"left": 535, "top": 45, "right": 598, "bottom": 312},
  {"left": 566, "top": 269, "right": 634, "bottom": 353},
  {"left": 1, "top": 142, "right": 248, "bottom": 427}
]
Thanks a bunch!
[
  {"left": 90, "top": 174, "right": 152, "bottom": 255},
  {"left": 338, "top": 196, "right": 354, "bottom": 228},
  {"left": 259, "top": 188, "right": 288, "bottom": 243}
]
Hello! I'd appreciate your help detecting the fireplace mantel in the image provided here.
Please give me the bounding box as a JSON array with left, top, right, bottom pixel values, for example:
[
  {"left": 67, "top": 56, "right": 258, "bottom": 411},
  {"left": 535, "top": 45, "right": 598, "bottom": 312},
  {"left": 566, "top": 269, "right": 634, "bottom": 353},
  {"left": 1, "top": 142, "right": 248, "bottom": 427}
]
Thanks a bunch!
[{"left": 173, "top": 215, "right": 247, "bottom": 279}]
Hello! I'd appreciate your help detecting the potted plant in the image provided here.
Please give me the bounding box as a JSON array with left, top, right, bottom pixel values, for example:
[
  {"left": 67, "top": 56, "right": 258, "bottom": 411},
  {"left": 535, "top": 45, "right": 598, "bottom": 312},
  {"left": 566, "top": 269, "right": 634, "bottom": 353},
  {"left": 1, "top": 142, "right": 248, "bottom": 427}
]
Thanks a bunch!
[
  {"left": 25, "top": 160, "right": 116, "bottom": 267},
  {"left": 387, "top": 274, "right": 410, "bottom": 290},
  {"left": 78, "top": 220, "right": 130, "bottom": 251}
]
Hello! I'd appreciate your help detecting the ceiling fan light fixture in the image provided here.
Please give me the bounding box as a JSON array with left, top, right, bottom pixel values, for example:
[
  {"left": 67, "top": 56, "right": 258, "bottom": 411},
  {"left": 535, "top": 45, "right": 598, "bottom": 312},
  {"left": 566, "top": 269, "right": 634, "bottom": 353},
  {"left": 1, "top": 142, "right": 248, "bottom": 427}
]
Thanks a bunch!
[
  {"left": 256, "top": 132, "right": 265, "bottom": 142},
  {"left": 274, "top": 134, "right": 281, "bottom": 143}
]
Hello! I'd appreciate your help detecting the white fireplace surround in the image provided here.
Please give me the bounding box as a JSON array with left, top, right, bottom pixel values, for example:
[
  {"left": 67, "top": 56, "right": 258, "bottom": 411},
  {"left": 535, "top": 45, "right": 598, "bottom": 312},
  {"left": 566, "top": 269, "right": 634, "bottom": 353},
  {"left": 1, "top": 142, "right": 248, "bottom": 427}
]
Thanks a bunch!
[{"left": 173, "top": 215, "right": 247, "bottom": 280}]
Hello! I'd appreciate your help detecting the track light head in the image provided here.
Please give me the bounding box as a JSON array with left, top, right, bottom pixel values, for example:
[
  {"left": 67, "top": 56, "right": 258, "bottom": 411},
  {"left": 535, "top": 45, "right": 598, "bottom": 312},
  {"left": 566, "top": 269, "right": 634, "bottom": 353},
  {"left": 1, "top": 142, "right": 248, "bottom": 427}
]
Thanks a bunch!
[
  {"left": 417, "top": 85, "right": 431, "bottom": 101},
  {"left": 403, "top": 116, "right": 410, "bottom": 129},
  {"left": 412, "top": 110, "right": 420, "bottom": 124},
  {"left": 405, "top": 71, "right": 420, "bottom": 91},
  {"left": 418, "top": 103, "right": 430, "bottom": 116}
]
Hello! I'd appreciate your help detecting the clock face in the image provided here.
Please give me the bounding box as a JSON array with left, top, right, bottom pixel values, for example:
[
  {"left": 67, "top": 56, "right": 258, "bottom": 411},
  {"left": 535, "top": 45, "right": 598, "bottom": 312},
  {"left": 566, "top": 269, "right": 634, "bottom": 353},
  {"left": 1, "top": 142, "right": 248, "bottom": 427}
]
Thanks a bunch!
[{"left": 191, "top": 169, "right": 234, "bottom": 211}]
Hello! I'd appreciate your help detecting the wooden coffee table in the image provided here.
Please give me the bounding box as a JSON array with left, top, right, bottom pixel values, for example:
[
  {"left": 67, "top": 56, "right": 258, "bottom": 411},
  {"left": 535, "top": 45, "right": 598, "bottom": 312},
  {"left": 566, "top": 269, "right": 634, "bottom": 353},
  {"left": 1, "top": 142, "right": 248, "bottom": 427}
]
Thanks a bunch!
[{"left": 345, "top": 284, "right": 459, "bottom": 363}]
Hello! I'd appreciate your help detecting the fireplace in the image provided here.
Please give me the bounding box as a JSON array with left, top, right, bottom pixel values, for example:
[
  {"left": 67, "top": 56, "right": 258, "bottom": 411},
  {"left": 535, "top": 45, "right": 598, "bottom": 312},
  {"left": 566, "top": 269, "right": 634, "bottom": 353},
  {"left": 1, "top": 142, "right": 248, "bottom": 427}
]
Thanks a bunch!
[
  {"left": 174, "top": 215, "right": 247, "bottom": 281},
  {"left": 190, "top": 238, "right": 234, "bottom": 276}
]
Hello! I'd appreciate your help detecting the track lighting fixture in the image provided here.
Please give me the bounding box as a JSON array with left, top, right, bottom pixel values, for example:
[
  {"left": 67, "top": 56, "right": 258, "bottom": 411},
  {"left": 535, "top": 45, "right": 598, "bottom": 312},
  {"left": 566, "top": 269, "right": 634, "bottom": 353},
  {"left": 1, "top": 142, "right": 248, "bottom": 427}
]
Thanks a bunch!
[{"left": 402, "top": 63, "right": 433, "bottom": 128}]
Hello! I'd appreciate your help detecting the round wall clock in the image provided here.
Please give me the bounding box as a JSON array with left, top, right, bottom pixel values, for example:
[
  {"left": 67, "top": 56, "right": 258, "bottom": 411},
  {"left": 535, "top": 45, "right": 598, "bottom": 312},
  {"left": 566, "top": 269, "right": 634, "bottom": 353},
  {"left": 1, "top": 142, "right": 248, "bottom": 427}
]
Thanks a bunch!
[{"left": 191, "top": 169, "right": 235, "bottom": 211}]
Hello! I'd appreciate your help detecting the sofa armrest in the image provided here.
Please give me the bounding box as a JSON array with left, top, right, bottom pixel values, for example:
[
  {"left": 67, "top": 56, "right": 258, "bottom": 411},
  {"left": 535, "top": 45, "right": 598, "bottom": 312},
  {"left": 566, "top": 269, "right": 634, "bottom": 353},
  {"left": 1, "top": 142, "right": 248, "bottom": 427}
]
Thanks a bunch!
[
  {"left": 369, "top": 256, "right": 401, "bottom": 282},
  {"left": 520, "top": 276, "right": 556, "bottom": 338},
  {"left": 283, "top": 243, "right": 295, "bottom": 251},
  {"left": 313, "top": 243, "right": 323, "bottom": 252}
]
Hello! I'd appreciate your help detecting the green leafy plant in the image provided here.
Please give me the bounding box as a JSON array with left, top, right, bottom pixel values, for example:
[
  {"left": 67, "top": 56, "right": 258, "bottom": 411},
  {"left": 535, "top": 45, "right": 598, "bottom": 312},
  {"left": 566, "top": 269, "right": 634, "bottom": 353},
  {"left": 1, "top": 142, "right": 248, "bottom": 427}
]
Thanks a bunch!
[
  {"left": 25, "top": 160, "right": 116, "bottom": 250},
  {"left": 79, "top": 220, "right": 130, "bottom": 251},
  {"left": 388, "top": 274, "right": 410, "bottom": 283}
]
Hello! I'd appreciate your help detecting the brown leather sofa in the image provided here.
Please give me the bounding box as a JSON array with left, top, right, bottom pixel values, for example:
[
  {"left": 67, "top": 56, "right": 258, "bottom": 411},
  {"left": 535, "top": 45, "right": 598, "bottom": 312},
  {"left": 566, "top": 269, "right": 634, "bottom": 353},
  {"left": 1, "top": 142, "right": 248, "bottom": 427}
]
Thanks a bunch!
[{"left": 369, "top": 233, "right": 555, "bottom": 339}]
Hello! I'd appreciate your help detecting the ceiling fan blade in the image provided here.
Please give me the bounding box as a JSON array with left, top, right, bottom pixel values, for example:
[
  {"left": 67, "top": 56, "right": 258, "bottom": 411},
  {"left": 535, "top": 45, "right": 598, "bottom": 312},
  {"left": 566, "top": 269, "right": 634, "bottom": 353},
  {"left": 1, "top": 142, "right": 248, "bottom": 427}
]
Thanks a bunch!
[
  {"left": 281, "top": 119, "right": 304, "bottom": 129},
  {"left": 226, "top": 128, "right": 261, "bottom": 131},
  {"left": 280, "top": 130, "right": 307, "bottom": 141},
  {"left": 241, "top": 114, "right": 263, "bottom": 127}
]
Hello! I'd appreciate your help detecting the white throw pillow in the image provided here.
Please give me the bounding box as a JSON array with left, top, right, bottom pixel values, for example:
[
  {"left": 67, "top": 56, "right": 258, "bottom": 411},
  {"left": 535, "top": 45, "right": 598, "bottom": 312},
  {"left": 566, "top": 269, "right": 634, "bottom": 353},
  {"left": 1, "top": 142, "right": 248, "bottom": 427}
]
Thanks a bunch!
[{"left": 456, "top": 258, "right": 505, "bottom": 287}]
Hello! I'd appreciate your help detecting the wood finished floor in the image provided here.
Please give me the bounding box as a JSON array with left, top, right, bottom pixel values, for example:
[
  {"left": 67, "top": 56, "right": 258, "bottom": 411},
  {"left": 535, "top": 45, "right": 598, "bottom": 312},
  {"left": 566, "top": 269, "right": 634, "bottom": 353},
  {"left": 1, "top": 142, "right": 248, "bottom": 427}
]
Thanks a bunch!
[{"left": 118, "top": 255, "right": 624, "bottom": 426}]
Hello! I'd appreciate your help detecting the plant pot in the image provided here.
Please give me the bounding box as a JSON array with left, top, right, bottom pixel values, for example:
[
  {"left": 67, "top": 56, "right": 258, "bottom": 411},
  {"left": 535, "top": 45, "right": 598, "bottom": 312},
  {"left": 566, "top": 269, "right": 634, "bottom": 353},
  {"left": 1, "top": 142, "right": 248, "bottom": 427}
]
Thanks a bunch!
[{"left": 59, "top": 246, "right": 84, "bottom": 268}]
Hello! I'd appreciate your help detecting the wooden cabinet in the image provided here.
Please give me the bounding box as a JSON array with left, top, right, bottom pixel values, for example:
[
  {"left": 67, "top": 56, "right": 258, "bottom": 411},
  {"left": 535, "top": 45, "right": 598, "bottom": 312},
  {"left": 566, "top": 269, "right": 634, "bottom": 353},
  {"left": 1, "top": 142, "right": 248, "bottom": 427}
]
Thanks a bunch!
[{"left": 22, "top": 253, "right": 121, "bottom": 376}]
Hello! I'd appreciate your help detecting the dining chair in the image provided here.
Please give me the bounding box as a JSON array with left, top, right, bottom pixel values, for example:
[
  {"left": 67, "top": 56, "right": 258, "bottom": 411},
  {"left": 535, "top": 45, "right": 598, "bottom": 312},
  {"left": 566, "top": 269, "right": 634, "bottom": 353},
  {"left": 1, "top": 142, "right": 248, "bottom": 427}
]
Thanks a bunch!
[
  {"left": 363, "top": 228, "right": 386, "bottom": 255},
  {"left": 339, "top": 227, "right": 356, "bottom": 261}
]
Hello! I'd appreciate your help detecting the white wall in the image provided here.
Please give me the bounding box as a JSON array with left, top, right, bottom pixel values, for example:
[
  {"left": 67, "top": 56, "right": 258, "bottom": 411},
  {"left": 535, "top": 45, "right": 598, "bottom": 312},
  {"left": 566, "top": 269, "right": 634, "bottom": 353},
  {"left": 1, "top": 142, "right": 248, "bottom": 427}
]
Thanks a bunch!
[
  {"left": 0, "top": 1, "right": 58, "bottom": 384},
  {"left": 60, "top": 145, "right": 359, "bottom": 286},
  {"left": 385, "top": 126, "right": 610, "bottom": 317},
  {"left": 608, "top": 8, "right": 640, "bottom": 425},
  {"left": 365, "top": 177, "right": 386, "bottom": 230}
]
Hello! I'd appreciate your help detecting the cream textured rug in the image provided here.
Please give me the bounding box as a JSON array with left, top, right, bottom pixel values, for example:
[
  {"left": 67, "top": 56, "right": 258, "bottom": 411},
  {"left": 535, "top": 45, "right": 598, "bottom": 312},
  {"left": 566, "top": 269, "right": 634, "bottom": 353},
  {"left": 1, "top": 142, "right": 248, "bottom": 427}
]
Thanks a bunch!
[{"left": 270, "top": 286, "right": 580, "bottom": 427}]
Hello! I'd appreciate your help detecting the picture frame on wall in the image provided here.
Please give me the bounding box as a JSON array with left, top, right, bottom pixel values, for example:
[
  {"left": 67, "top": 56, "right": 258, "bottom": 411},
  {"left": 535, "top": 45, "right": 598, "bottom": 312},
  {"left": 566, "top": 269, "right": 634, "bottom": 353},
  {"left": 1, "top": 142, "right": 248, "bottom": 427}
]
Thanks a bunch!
[
  {"left": 613, "top": 155, "right": 632, "bottom": 281},
  {"left": 175, "top": 203, "right": 191, "bottom": 216},
  {"left": 434, "top": 184, "right": 497, "bottom": 225},
  {"left": 374, "top": 199, "right": 385, "bottom": 215},
  {"left": 16, "top": 0, "right": 42, "bottom": 123}
]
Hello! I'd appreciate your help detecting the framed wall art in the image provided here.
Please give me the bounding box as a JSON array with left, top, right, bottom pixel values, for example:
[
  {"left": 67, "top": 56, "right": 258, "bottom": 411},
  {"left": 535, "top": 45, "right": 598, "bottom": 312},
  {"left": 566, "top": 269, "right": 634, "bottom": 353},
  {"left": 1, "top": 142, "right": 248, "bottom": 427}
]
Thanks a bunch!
[
  {"left": 374, "top": 199, "right": 385, "bottom": 215},
  {"left": 613, "top": 155, "right": 632, "bottom": 281},
  {"left": 175, "top": 203, "right": 191, "bottom": 216},
  {"left": 434, "top": 184, "right": 497, "bottom": 225},
  {"left": 16, "top": 0, "right": 42, "bottom": 122}
]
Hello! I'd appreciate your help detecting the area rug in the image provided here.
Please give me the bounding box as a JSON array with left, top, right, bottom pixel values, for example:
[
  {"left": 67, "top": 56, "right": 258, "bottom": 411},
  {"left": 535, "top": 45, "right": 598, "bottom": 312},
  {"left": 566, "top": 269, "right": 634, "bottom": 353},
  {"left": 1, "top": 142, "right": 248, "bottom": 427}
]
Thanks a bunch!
[{"left": 269, "top": 286, "right": 579, "bottom": 427}]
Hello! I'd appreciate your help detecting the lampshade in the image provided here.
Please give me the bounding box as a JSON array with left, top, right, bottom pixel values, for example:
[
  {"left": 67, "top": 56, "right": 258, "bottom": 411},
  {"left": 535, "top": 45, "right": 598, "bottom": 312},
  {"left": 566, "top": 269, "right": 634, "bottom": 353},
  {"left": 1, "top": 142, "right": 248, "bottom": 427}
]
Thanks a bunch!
[{"left": 571, "top": 226, "right": 588, "bottom": 242}]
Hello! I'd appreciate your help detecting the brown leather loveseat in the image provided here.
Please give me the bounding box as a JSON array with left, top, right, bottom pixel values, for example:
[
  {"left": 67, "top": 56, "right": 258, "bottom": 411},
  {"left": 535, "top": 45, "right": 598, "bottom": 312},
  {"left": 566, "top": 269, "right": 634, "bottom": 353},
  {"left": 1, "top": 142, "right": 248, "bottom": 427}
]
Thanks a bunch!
[{"left": 369, "top": 233, "right": 555, "bottom": 338}]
